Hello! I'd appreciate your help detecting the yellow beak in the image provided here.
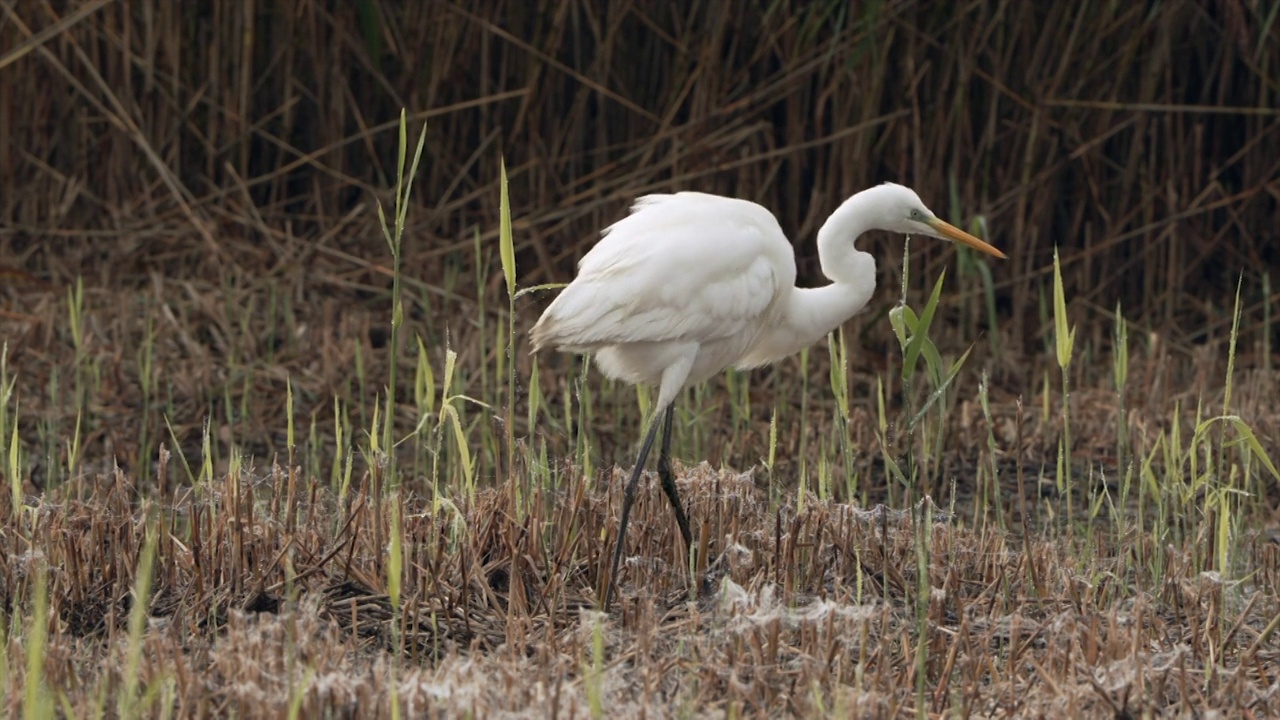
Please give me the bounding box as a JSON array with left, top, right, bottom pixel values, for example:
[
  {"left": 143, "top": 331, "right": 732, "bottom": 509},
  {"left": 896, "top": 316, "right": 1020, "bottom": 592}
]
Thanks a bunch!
[{"left": 927, "top": 218, "right": 1007, "bottom": 259}]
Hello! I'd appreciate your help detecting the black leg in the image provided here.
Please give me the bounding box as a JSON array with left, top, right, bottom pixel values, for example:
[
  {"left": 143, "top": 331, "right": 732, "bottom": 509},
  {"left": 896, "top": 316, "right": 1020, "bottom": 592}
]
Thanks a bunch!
[
  {"left": 605, "top": 415, "right": 662, "bottom": 610},
  {"left": 656, "top": 404, "right": 693, "bottom": 553}
]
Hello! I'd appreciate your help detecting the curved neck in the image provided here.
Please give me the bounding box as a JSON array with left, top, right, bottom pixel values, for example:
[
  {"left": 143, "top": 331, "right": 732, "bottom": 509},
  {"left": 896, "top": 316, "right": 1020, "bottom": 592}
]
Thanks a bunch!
[
  {"left": 737, "top": 197, "right": 878, "bottom": 368},
  {"left": 816, "top": 191, "right": 882, "bottom": 285},
  {"left": 789, "top": 192, "right": 879, "bottom": 334}
]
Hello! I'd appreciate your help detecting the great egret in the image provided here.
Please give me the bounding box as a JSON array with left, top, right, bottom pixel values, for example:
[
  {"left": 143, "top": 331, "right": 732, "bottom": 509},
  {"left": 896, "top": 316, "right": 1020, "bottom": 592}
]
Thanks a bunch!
[{"left": 530, "top": 183, "right": 1006, "bottom": 608}]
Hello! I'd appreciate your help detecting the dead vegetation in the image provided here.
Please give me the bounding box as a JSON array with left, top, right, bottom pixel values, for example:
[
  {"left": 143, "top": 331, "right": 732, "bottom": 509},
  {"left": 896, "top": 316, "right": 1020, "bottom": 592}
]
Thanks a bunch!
[{"left": 5, "top": 447, "right": 1280, "bottom": 717}]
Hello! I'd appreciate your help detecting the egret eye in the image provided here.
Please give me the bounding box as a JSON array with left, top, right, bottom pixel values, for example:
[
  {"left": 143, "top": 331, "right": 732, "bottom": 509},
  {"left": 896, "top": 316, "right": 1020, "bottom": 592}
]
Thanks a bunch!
[{"left": 909, "top": 209, "right": 925, "bottom": 221}]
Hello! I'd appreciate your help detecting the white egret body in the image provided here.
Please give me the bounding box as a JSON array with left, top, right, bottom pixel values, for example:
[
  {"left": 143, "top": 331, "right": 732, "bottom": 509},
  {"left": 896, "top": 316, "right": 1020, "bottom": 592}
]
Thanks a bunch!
[{"left": 531, "top": 183, "right": 1006, "bottom": 608}]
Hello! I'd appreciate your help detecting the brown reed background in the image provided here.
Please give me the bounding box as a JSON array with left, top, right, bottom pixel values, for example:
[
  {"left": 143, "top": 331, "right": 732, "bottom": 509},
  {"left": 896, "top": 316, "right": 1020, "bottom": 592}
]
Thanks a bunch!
[{"left": 3, "top": 0, "right": 1277, "bottom": 338}]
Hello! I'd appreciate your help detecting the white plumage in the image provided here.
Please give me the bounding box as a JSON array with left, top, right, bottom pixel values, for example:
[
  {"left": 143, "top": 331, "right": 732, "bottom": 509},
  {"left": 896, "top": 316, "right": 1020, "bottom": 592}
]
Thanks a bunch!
[
  {"left": 533, "top": 192, "right": 792, "bottom": 407},
  {"left": 530, "top": 183, "right": 1006, "bottom": 609}
]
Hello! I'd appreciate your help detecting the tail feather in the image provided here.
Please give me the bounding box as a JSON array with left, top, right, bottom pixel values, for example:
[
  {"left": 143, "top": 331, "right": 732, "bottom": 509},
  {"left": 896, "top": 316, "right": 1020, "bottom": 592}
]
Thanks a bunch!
[{"left": 529, "top": 316, "right": 552, "bottom": 353}]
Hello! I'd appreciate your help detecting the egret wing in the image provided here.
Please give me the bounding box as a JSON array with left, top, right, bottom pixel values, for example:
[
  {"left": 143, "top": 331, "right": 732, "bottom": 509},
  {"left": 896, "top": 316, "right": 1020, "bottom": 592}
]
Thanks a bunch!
[{"left": 531, "top": 193, "right": 796, "bottom": 352}]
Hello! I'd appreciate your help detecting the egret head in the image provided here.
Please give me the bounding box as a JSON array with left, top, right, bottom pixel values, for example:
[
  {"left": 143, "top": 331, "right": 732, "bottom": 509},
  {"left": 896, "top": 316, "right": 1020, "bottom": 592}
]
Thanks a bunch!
[{"left": 870, "top": 183, "right": 1007, "bottom": 259}]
